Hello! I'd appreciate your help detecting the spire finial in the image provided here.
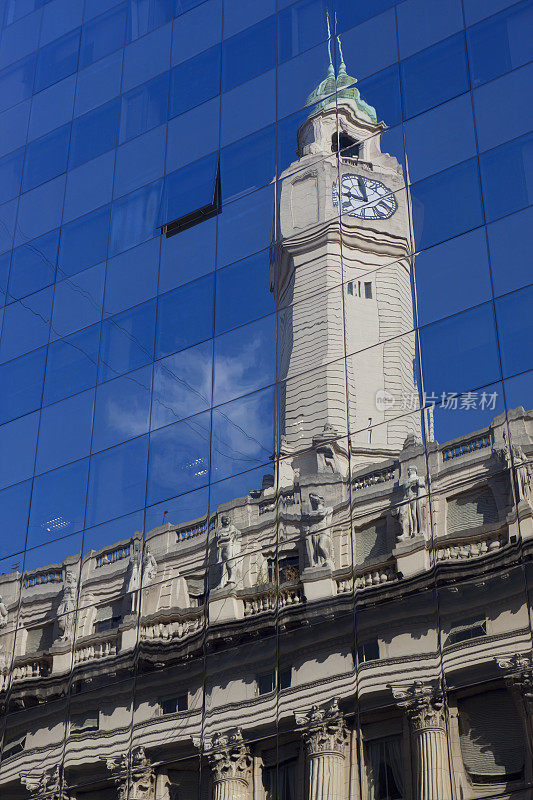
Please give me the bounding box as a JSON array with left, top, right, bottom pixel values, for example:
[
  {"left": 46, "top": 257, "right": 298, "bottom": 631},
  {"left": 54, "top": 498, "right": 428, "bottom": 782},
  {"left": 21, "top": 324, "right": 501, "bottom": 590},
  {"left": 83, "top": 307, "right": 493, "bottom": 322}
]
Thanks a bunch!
[
  {"left": 326, "top": 11, "right": 334, "bottom": 74},
  {"left": 335, "top": 13, "right": 346, "bottom": 74}
]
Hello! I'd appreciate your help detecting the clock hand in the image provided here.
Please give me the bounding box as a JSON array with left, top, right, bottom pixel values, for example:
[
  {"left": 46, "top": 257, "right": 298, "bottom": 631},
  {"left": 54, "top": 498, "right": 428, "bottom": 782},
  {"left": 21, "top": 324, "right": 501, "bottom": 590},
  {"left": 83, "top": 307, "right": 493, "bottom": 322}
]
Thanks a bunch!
[{"left": 357, "top": 177, "right": 368, "bottom": 202}]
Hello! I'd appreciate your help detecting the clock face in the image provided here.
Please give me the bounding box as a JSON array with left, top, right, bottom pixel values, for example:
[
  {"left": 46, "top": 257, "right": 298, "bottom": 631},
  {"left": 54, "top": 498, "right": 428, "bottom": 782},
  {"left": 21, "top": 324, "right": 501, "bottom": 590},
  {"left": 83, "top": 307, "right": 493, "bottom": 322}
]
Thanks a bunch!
[{"left": 332, "top": 174, "right": 397, "bottom": 220}]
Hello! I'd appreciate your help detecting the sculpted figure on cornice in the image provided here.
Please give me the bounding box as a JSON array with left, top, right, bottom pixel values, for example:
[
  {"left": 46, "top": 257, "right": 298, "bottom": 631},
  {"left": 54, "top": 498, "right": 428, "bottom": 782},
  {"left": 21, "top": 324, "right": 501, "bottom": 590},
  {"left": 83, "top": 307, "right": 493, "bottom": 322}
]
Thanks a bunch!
[
  {"left": 0, "top": 594, "right": 7, "bottom": 628},
  {"left": 143, "top": 545, "right": 158, "bottom": 583},
  {"left": 57, "top": 570, "right": 77, "bottom": 642},
  {"left": 125, "top": 550, "right": 142, "bottom": 613},
  {"left": 213, "top": 515, "right": 243, "bottom": 589},
  {"left": 303, "top": 493, "right": 335, "bottom": 570},
  {"left": 395, "top": 465, "right": 427, "bottom": 541},
  {"left": 498, "top": 442, "right": 533, "bottom": 504}
]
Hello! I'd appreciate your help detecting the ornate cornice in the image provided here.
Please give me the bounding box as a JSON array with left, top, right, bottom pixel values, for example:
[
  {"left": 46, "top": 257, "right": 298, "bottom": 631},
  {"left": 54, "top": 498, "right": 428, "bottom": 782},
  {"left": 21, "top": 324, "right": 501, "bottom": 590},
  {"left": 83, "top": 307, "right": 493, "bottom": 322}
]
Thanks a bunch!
[
  {"left": 295, "top": 698, "right": 348, "bottom": 756},
  {"left": 203, "top": 728, "right": 252, "bottom": 785},
  {"left": 391, "top": 681, "right": 446, "bottom": 732}
]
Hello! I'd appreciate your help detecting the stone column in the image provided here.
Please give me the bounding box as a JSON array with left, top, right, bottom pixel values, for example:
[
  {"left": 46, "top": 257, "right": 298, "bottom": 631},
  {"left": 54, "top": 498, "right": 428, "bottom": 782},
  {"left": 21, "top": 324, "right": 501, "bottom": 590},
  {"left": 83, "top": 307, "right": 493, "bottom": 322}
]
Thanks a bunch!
[
  {"left": 393, "top": 682, "right": 452, "bottom": 800},
  {"left": 497, "top": 652, "right": 533, "bottom": 757},
  {"left": 295, "top": 699, "right": 348, "bottom": 800},
  {"left": 205, "top": 729, "right": 252, "bottom": 800}
]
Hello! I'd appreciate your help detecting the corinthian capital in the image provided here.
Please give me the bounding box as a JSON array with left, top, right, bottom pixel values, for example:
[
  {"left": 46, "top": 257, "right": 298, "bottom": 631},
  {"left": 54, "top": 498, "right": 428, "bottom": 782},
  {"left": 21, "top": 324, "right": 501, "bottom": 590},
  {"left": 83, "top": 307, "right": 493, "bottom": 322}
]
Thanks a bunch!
[
  {"left": 392, "top": 681, "right": 446, "bottom": 732},
  {"left": 497, "top": 652, "right": 533, "bottom": 702},
  {"left": 105, "top": 746, "right": 155, "bottom": 800},
  {"left": 205, "top": 728, "right": 252, "bottom": 785},
  {"left": 295, "top": 698, "right": 348, "bottom": 756},
  {"left": 21, "top": 765, "right": 65, "bottom": 799}
]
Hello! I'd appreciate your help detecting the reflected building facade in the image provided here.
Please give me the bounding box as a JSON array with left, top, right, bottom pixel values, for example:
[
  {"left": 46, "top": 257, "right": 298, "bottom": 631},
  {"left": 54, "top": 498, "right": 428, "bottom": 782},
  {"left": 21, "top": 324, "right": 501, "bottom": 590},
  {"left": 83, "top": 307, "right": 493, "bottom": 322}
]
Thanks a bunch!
[{"left": 0, "top": 1, "right": 532, "bottom": 800}]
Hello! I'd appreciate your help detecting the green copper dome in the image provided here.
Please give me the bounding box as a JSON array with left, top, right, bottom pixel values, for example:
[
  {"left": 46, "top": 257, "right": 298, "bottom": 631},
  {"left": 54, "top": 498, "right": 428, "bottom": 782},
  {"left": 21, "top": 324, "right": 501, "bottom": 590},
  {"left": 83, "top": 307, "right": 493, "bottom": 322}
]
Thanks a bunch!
[{"left": 305, "top": 56, "right": 378, "bottom": 124}]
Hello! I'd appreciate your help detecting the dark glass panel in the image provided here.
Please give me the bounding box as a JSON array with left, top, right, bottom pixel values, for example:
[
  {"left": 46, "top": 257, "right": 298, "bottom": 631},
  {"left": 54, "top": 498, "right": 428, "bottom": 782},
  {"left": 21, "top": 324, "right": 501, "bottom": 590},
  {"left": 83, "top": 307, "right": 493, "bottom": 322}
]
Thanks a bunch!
[
  {"left": 222, "top": 14, "right": 275, "bottom": 92},
  {"left": 169, "top": 44, "right": 221, "bottom": 119},
  {"left": 0, "top": 480, "right": 31, "bottom": 559},
  {"left": 98, "top": 298, "right": 156, "bottom": 382},
  {"left": 215, "top": 249, "right": 274, "bottom": 335},
  {"left": 210, "top": 386, "right": 275, "bottom": 483},
  {"left": 396, "top": 0, "right": 463, "bottom": 58},
  {"left": 467, "top": 0, "right": 532, "bottom": 87},
  {"left": 70, "top": 98, "right": 120, "bottom": 168},
  {"left": 108, "top": 179, "right": 162, "bottom": 257},
  {"left": 35, "top": 389, "right": 94, "bottom": 473},
  {"left": 22, "top": 123, "right": 70, "bottom": 192},
  {"left": 151, "top": 340, "right": 213, "bottom": 430},
  {"left": 0, "top": 147, "right": 24, "bottom": 204},
  {"left": 0, "top": 348, "right": 47, "bottom": 425},
  {"left": 479, "top": 131, "right": 533, "bottom": 222},
  {"left": 147, "top": 411, "right": 211, "bottom": 504},
  {"left": 79, "top": 3, "right": 127, "bottom": 69},
  {"left": 126, "top": 0, "right": 173, "bottom": 42},
  {"left": 419, "top": 302, "right": 501, "bottom": 398},
  {"left": 92, "top": 365, "right": 151, "bottom": 452},
  {"left": 8, "top": 228, "right": 59, "bottom": 301},
  {"left": 400, "top": 32, "right": 469, "bottom": 119},
  {"left": 44, "top": 324, "right": 100, "bottom": 405},
  {"left": 155, "top": 274, "right": 215, "bottom": 360},
  {"left": 0, "top": 54, "right": 35, "bottom": 112},
  {"left": 119, "top": 71, "right": 169, "bottom": 143},
  {"left": 35, "top": 28, "right": 80, "bottom": 92},
  {"left": 411, "top": 158, "right": 484, "bottom": 251},
  {"left": 85, "top": 435, "right": 149, "bottom": 527},
  {"left": 27, "top": 458, "right": 89, "bottom": 547},
  {"left": 495, "top": 285, "right": 533, "bottom": 379},
  {"left": 58, "top": 205, "right": 110, "bottom": 278},
  {"left": 220, "top": 124, "right": 275, "bottom": 203},
  {"left": 0, "top": 411, "right": 39, "bottom": 491}
]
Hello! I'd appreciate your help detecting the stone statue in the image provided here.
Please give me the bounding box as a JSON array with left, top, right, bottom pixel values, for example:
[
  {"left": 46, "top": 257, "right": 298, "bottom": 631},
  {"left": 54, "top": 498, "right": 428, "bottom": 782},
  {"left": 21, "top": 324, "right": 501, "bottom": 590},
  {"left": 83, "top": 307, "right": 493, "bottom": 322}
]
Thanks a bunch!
[
  {"left": 512, "top": 445, "right": 532, "bottom": 503},
  {"left": 395, "top": 465, "right": 427, "bottom": 541},
  {"left": 57, "top": 570, "right": 77, "bottom": 641},
  {"left": 142, "top": 545, "right": 158, "bottom": 583},
  {"left": 214, "top": 515, "right": 242, "bottom": 589},
  {"left": 304, "top": 493, "right": 335, "bottom": 570},
  {"left": 125, "top": 551, "right": 141, "bottom": 613},
  {"left": 0, "top": 594, "right": 8, "bottom": 628}
]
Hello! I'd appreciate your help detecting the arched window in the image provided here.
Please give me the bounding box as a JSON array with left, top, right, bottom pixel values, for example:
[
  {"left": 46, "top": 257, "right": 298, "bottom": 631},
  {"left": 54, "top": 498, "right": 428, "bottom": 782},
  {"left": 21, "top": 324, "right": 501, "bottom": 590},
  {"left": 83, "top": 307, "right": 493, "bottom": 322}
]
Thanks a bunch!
[{"left": 332, "top": 132, "right": 360, "bottom": 159}]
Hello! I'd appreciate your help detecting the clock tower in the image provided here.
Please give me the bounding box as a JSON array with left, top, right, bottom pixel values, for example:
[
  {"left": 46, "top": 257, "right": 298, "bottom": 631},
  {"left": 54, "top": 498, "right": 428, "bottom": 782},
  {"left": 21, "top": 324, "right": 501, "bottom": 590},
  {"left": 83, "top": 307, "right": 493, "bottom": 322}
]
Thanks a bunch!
[{"left": 276, "top": 47, "right": 421, "bottom": 468}]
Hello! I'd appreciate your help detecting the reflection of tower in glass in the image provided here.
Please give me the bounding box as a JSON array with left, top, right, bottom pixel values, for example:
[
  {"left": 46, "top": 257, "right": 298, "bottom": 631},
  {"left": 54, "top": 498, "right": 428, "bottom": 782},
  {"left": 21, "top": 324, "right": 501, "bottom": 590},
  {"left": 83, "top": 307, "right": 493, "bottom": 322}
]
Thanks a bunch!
[{"left": 276, "top": 44, "right": 421, "bottom": 465}]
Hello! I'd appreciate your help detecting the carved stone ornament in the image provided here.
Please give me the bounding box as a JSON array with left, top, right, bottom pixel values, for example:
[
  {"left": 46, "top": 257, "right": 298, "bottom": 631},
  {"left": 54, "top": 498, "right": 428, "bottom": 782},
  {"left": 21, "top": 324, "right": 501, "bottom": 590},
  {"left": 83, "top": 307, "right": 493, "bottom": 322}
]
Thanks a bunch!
[
  {"left": 204, "top": 728, "right": 252, "bottom": 786},
  {"left": 392, "top": 681, "right": 446, "bottom": 732},
  {"left": 497, "top": 652, "right": 533, "bottom": 703},
  {"left": 295, "top": 698, "right": 348, "bottom": 756},
  {"left": 105, "top": 746, "right": 155, "bottom": 800},
  {"left": 21, "top": 765, "right": 65, "bottom": 799}
]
